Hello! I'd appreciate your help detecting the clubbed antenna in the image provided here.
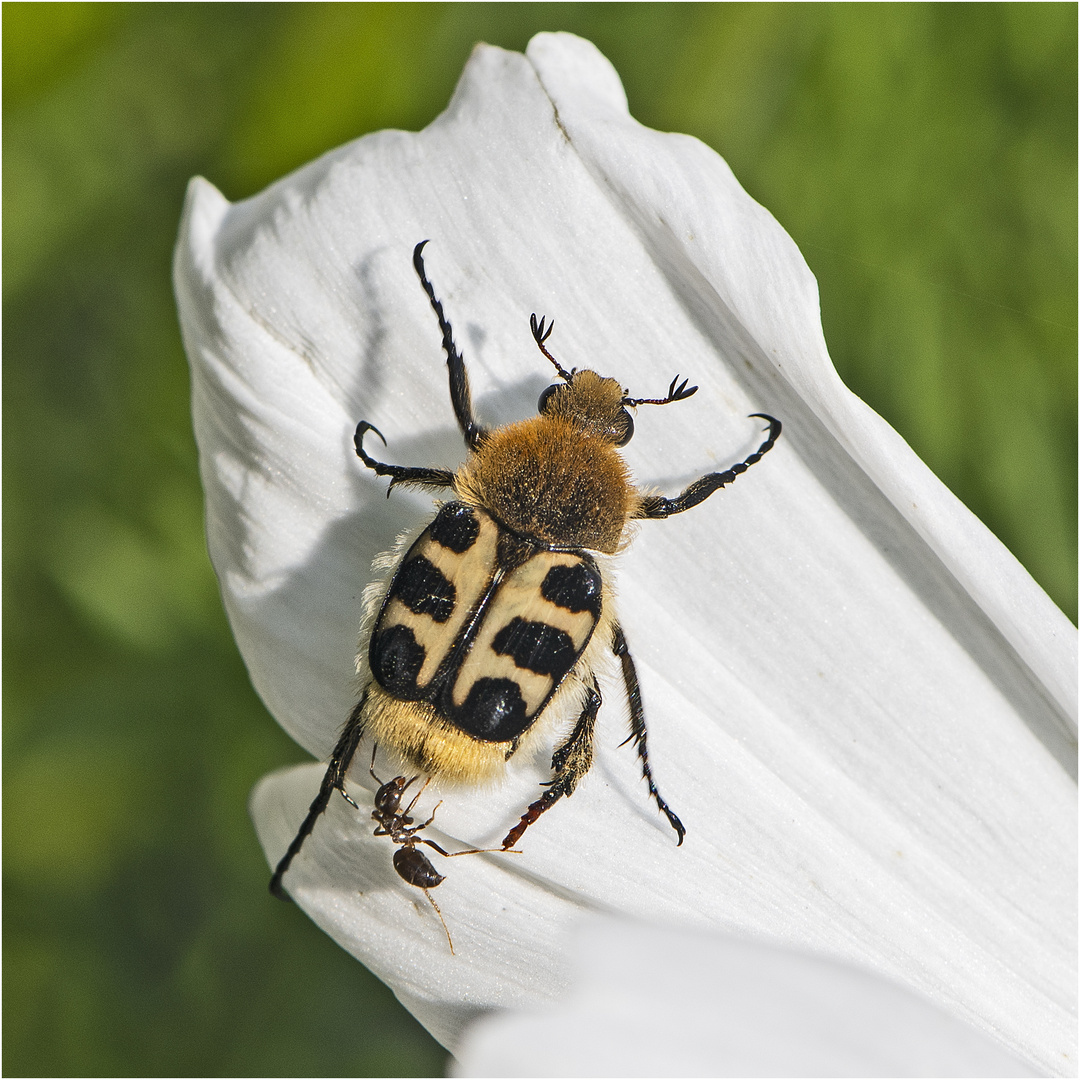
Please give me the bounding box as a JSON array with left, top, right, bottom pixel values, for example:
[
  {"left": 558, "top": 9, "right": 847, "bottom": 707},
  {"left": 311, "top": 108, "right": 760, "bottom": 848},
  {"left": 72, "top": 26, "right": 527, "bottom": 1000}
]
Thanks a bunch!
[
  {"left": 530, "top": 314, "right": 573, "bottom": 382},
  {"left": 623, "top": 375, "right": 698, "bottom": 408}
]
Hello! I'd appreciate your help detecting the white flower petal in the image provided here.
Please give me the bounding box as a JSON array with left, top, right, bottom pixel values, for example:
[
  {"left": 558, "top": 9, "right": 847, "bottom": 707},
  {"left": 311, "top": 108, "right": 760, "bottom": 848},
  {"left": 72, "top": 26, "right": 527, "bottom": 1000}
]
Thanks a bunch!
[
  {"left": 453, "top": 919, "right": 1038, "bottom": 1077},
  {"left": 525, "top": 32, "right": 1077, "bottom": 734},
  {"left": 175, "top": 32, "right": 1076, "bottom": 1073},
  {"left": 250, "top": 763, "right": 583, "bottom": 1050}
]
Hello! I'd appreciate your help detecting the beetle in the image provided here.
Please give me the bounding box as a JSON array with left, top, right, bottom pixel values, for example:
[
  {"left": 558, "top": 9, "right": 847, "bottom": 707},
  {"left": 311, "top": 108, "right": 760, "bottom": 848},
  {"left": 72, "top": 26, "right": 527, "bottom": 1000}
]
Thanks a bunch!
[{"left": 269, "top": 240, "right": 780, "bottom": 900}]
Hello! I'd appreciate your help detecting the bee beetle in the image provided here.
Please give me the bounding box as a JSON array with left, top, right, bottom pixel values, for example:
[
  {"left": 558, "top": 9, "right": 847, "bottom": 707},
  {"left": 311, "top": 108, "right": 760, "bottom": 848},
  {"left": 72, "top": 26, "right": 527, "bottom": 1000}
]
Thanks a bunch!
[{"left": 269, "top": 241, "right": 780, "bottom": 900}]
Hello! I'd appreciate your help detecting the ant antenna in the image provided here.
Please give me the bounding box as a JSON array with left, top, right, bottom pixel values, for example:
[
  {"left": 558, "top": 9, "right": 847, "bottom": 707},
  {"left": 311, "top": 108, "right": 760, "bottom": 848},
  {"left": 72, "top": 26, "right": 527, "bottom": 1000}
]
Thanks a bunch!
[
  {"left": 403, "top": 778, "right": 433, "bottom": 818},
  {"left": 623, "top": 375, "right": 699, "bottom": 408},
  {"left": 530, "top": 314, "right": 573, "bottom": 381}
]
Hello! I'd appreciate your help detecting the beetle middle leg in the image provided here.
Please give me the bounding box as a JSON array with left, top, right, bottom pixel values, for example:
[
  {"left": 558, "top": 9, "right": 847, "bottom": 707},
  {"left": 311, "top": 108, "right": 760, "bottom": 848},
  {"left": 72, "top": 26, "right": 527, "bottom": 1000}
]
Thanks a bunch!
[
  {"left": 501, "top": 677, "right": 601, "bottom": 849},
  {"left": 353, "top": 422, "right": 455, "bottom": 494},
  {"left": 412, "top": 240, "right": 487, "bottom": 452},
  {"left": 611, "top": 623, "right": 685, "bottom": 844}
]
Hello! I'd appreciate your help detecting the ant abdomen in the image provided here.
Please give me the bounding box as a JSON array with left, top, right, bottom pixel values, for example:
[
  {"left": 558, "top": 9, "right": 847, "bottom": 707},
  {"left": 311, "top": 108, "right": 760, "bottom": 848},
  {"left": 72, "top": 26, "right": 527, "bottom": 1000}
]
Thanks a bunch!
[{"left": 393, "top": 845, "right": 445, "bottom": 890}]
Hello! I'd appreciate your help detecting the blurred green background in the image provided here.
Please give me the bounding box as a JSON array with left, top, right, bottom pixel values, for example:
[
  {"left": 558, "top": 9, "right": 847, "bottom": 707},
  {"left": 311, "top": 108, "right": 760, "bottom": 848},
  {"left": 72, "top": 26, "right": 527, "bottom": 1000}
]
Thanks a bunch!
[{"left": 4, "top": 3, "right": 1075, "bottom": 1076}]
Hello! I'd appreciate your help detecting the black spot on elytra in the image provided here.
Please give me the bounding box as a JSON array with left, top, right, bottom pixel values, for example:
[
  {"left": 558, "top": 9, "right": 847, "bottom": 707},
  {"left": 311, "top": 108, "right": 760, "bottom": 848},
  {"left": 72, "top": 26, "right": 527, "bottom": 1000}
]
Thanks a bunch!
[
  {"left": 370, "top": 625, "right": 426, "bottom": 696},
  {"left": 541, "top": 562, "right": 602, "bottom": 615},
  {"left": 390, "top": 556, "right": 455, "bottom": 622},
  {"left": 451, "top": 678, "right": 529, "bottom": 741},
  {"left": 492, "top": 617, "right": 577, "bottom": 679},
  {"left": 428, "top": 502, "right": 479, "bottom": 554}
]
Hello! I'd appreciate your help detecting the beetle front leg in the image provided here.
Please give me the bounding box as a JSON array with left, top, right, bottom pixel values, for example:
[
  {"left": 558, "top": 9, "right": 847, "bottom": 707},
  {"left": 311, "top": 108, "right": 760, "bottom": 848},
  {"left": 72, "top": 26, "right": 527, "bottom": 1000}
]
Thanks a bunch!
[{"left": 635, "top": 414, "right": 780, "bottom": 519}]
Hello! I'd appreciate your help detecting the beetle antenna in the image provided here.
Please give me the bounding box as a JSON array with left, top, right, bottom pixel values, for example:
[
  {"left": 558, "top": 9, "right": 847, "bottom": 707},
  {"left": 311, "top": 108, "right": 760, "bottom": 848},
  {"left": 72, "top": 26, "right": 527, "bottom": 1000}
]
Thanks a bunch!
[
  {"left": 624, "top": 375, "right": 698, "bottom": 408},
  {"left": 530, "top": 314, "right": 573, "bottom": 381}
]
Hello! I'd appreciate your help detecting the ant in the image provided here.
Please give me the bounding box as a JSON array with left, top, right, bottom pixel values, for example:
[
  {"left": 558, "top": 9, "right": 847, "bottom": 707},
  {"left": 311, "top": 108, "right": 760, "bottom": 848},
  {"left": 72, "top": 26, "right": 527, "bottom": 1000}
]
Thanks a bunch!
[{"left": 367, "top": 751, "right": 517, "bottom": 953}]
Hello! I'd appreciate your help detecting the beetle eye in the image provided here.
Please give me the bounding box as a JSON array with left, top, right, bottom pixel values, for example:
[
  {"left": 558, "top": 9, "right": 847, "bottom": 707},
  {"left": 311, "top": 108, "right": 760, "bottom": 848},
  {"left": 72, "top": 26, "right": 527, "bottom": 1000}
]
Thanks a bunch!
[
  {"left": 538, "top": 384, "right": 560, "bottom": 413},
  {"left": 614, "top": 411, "right": 634, "bottom": 447}
]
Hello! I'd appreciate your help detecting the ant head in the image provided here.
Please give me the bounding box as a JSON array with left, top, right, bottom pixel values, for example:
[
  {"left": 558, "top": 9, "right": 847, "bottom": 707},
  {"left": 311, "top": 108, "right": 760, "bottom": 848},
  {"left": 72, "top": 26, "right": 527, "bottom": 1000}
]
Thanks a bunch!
[{"left": 373, "top": 775, "right": 415, "bottom": 816}]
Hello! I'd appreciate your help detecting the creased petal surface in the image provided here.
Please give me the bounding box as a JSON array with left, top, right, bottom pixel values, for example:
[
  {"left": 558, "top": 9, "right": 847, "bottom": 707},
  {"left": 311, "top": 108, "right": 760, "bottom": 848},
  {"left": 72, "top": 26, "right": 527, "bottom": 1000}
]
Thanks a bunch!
[
  {"left": 453, "top": 919, "right": 1037, "bottom": 1077},
  {"left": 175, "top": 33, "right": 1076, "bottom": 1073}
]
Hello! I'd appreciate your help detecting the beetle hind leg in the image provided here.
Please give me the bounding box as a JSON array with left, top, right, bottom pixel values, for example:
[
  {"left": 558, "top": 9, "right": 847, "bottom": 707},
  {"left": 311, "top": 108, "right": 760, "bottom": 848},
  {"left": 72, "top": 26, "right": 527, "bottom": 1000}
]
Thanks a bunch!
[
  {"left": 501, "top": 679, "right": 601, "bottom": 849},
  {"left": 269, "top": 690, "right": 369, "bottom": 899}
]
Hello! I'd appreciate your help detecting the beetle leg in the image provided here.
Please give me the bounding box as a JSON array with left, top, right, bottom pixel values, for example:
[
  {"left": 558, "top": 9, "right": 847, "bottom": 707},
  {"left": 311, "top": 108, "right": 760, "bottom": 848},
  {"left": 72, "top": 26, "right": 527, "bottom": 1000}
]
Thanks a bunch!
[
  {"left": 501, "top": 678, "right": 601, "bottom": 849},
  {"left": 635, "top": 414, "right": 780, "bottom": 519},
  {"left": 269, "top": 690, "right": 368, "bottom": 899},
  {"left": 413, "top": 240, "right": 487, "bottom": 452},
  {"left": 611, "top": 623, "right": 686, "bottom": 845},
  {"left": 354, "top": 422, "right": 455, "bottom": 494}
]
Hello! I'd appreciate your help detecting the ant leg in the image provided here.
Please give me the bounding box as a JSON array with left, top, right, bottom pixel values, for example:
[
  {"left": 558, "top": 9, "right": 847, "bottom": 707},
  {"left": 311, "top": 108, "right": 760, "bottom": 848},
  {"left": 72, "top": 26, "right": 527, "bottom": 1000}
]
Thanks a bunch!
[
  {"left": 399, "top": 792, "right": 522, "bottom": 857},
  {"left": 411, "top": 833, "right": 523, "bottom": 859},
  {"left": 354, "top": 422, "right": 455, "bottom": 495},
  {"left": 501, "top": 677, "right": 601, "bottom": 849},
  {"left": 611, "top": 624, "right": 685, "bottom": 845},
  {"left": 393, "top": 795, "right": 441, "bottom": 837},
  {"left": 269, "top": 690, "right": 369, "bottom": 899},
  {"left": 423, "top": 889, "right": 455, "bottom": 954},
  {"left": 413, "top": 240, "right": 487, "bottom": 452},
  {"left": 635, "top": 414, "right": 780, "bottom": 519},
  {"left": 407, "top": 800, "right": 443, "bottom": 835}
]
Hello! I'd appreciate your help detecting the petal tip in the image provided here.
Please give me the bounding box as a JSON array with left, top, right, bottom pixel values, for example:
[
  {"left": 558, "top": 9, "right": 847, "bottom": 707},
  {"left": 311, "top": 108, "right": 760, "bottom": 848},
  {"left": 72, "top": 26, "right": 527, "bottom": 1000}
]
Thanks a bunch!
[
  {"left": 527, "top": 31, "right": 629, "bottom": 116},
  {"left": 174, "top": 175, "right": 231, "bottom": 290},
  {"left": 180, "top": 176, "right": 231, "bottom": 241}
]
